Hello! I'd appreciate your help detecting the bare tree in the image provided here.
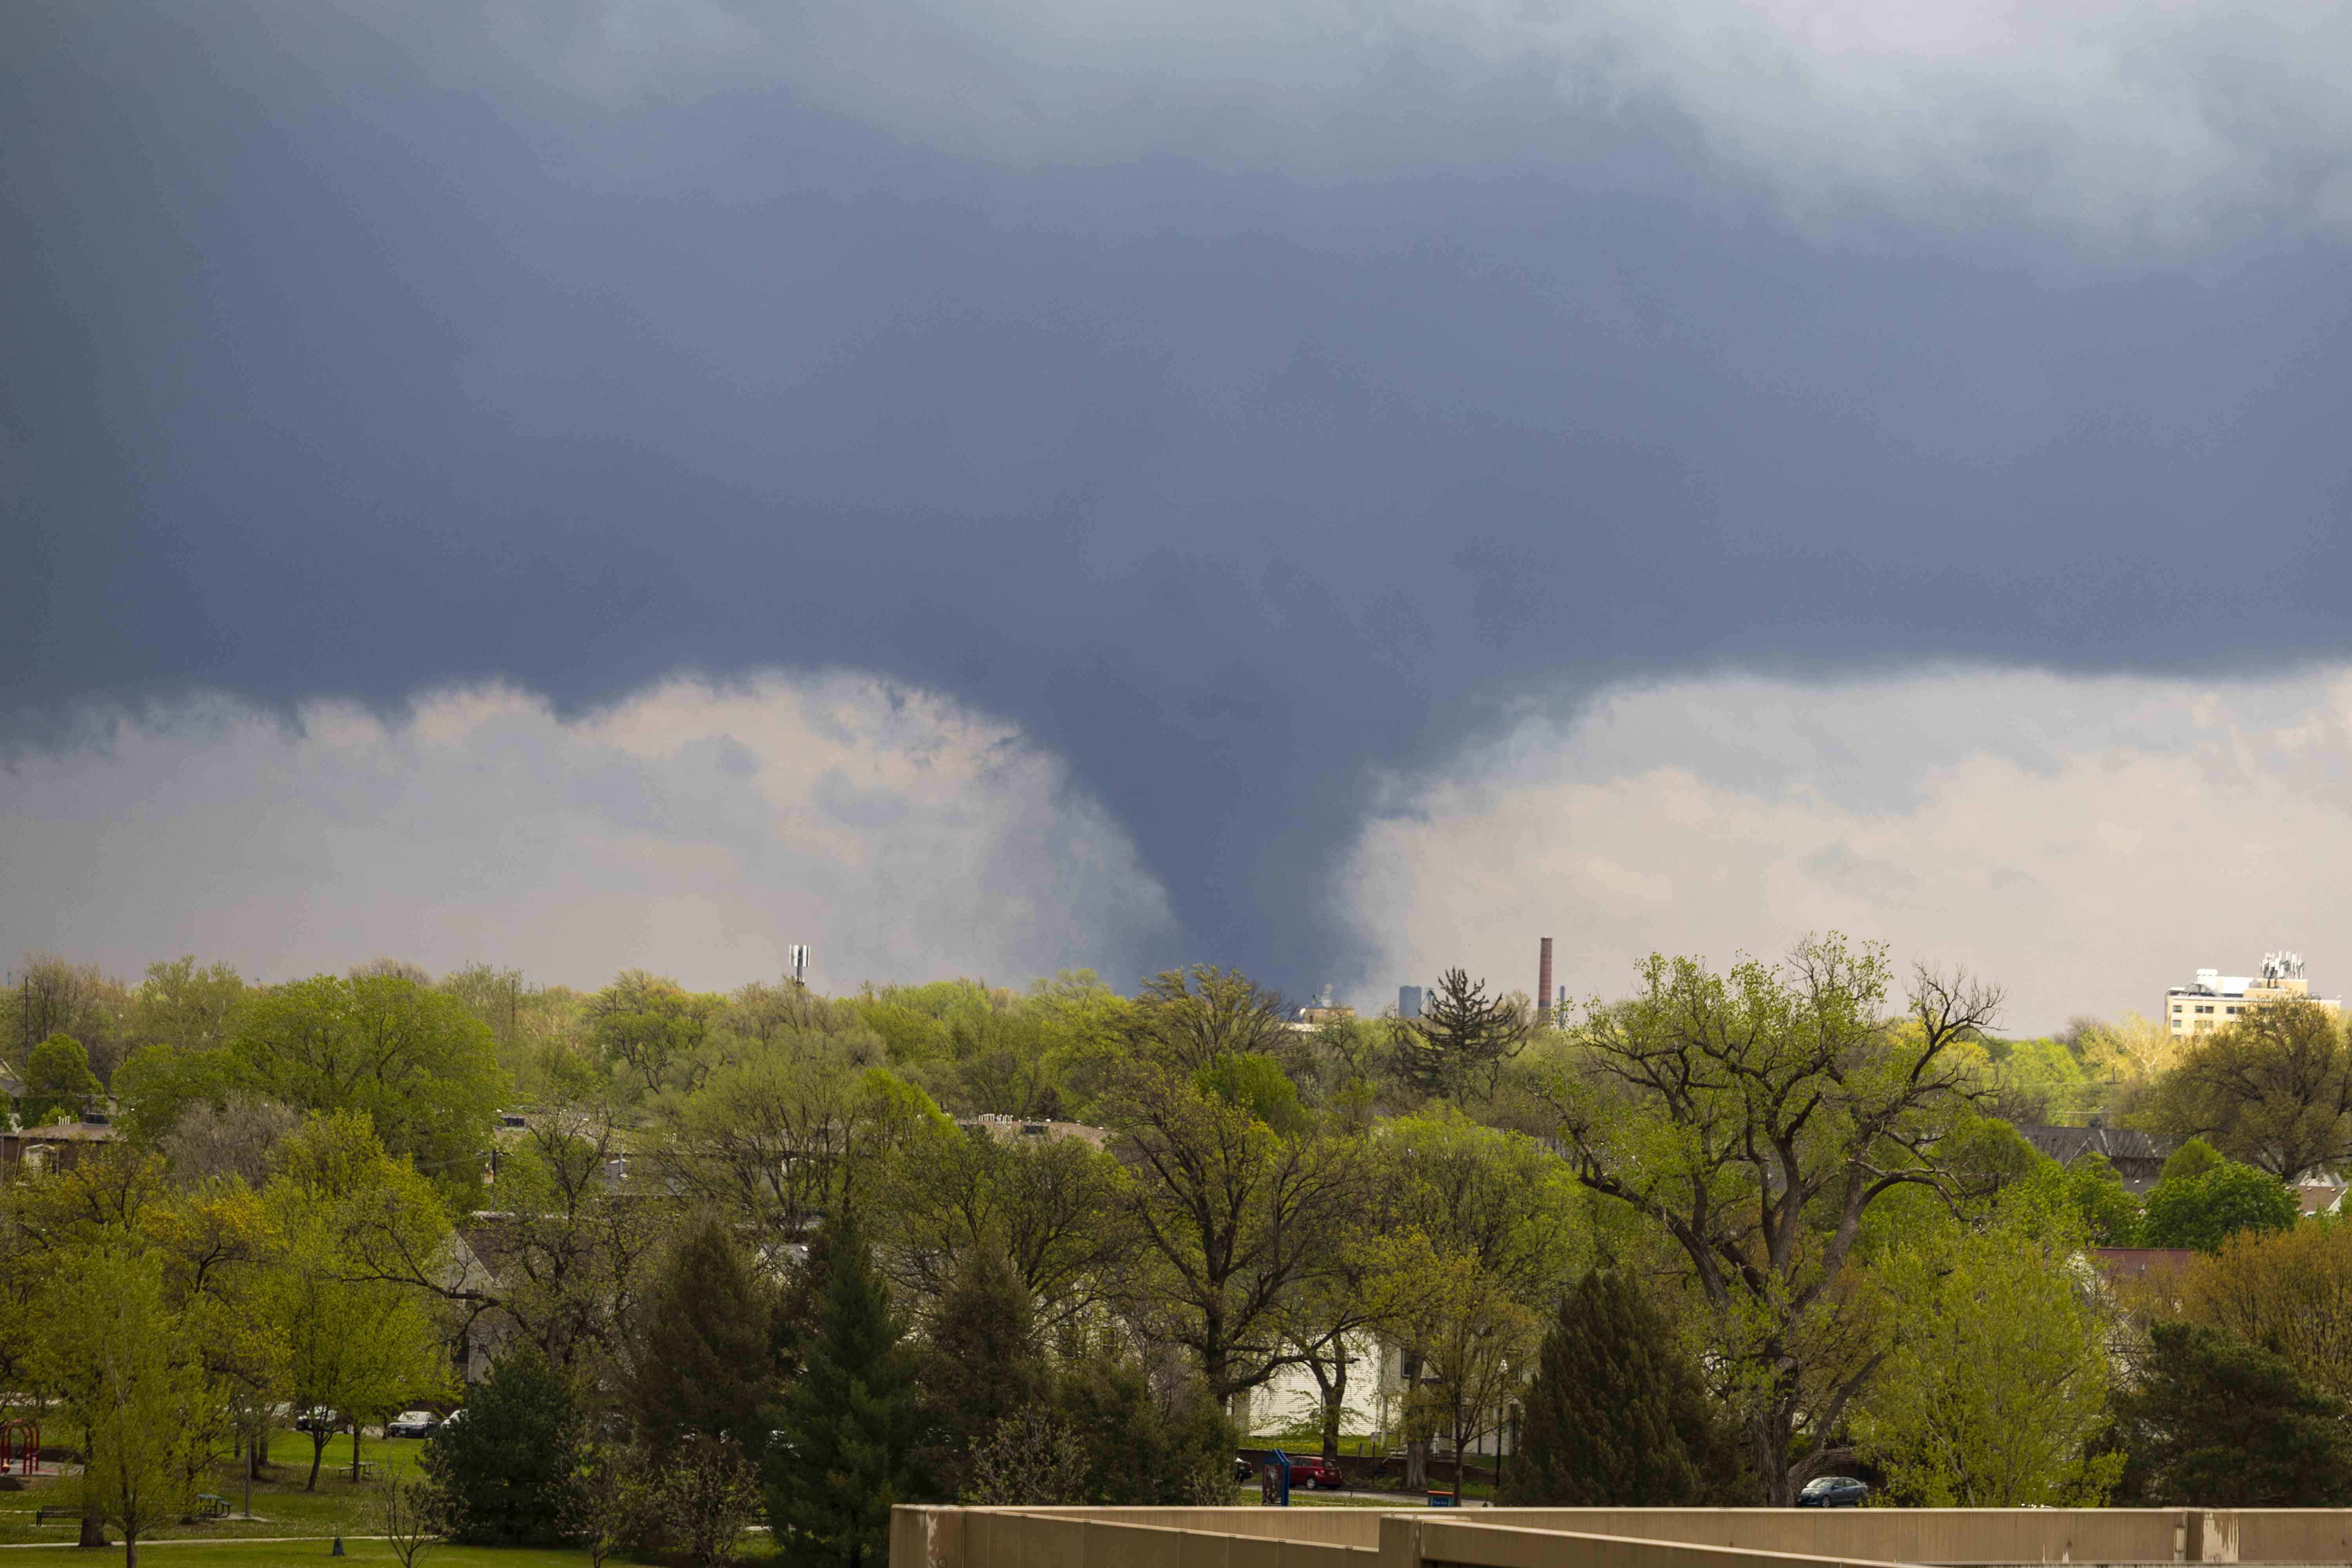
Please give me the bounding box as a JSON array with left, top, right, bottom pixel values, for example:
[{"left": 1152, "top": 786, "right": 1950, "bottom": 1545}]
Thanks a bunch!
[
  {"left": 1544, "top": 934, "right": 2000, "bottom": 1503},
  {"left": 355, "top": 1109, "right": 663, "bottom": 1381},
  {"left": 646, "top": 1432, "right": 762, "bottom": 1568},
  {"left": 963, "top": 1407, "right": 1089, "bottom": 1505},
  {"left": 159, "top": 1096, "right": 300, "bottom": 1188},
  {"left": 375, "top": 1470, "right": 443, "bottom": 1568}
]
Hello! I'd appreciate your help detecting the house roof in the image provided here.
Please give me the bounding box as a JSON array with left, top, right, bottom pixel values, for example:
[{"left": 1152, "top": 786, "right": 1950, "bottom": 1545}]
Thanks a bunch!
[
  {"left": 1, "top": 1123, "right": 120, "bottom": 1144},
  {"left": 2090, "top": 1247, "right": 2200, "bottom": 1281},
  {"left": 2014, "top": 1124, "right": 2174, "bottom": 1165}
]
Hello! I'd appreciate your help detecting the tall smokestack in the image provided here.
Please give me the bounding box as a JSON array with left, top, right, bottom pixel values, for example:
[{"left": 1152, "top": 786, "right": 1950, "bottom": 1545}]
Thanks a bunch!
[{"left": 1537, "top": 937, "right": 1554, "bottom": 1029}]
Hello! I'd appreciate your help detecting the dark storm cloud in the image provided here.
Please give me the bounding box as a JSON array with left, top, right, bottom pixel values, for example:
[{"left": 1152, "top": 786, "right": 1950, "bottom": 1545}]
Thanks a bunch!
[{"left": 7, "top": 0, "right": 2352, "bottom": 991}]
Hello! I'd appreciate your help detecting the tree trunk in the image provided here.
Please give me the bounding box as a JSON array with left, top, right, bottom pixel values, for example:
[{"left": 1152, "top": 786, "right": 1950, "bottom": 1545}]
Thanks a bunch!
[
  {"left": 1452, "top": 1416, "right": 1466, "bottom": 1500},
  {"left": 307, "top": 1427, "right": 329, "bottom": 1491},
  {"left": 1323, "top": 1349, "right": 1349, "bottom": 1465},
  {"left": 123, "top": 1526, "right": 138, "bottom": 1568},
  {"left": 1751, "top": 1397, "right": 1796, "bottom": 1507},
  {"left": 76, "top": 1506, "right": 107, "bottom": 1549},
  {"left": 1403, "top": 1439, "right": 1426, "bottom": 1491},
  {"left": 245, "top": 1433, "right": 255, "bottom": 1519},
  {"left": 350, "top": 1421, "right": 362, "bottom": 1485},
  {"left": 1301, "top": 1340, "right": 1348, "bottom": 1465}
]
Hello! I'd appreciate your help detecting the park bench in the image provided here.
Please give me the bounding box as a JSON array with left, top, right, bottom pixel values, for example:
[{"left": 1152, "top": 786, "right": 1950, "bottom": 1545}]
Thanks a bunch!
[
  {"left": 194, "top": 1494, "right": 231, "bottom": 1518},
  {"left": 34, "top": 1506, "right": 75, "bottom": 1524}
]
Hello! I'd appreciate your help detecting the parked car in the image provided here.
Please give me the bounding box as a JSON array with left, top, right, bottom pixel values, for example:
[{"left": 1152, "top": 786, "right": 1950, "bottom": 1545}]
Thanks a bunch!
[
  {"left": 385, "top": 1410, "right": 441, "bottom": 1440},
  {"left": 1235, "top": 1455, "right": 1256, "bottom": 1483},
  {"left": 1797, "top": 1475, "right": 1868, "bottom": 1508},
  {"left": 1286, "top": 1454, "right": 1345, "bottom": 1490},
  {"left": 293, "top": 1406, "right": 341, "bottom": 1434}
]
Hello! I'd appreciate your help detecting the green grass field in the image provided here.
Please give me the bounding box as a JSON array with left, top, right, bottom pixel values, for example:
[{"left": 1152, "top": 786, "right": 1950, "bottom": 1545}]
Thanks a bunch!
[
  {"left": 0, "top": 1428, "right": 776, "bottom": 1561},
  {"left": 0, "top": 1545, "right": 593, "bottom": 1564}
]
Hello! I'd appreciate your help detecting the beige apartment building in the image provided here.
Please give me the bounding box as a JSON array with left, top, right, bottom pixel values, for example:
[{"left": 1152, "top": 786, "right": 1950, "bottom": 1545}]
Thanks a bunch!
[{"left": 2167, "top": 951, "right": 2343, "bottom": 1037}]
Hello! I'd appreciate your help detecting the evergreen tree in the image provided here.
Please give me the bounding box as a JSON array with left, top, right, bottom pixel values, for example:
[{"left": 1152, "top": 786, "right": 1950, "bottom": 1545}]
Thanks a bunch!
[
  {"left": 915, "top": 1246, "right": 1041, "bottom": 1498},
  {"left": 1390, "top": 970, "right": 1528, "bottom": 1100},
  {"left": 633, "top": 1211, "right": 780, "bottom": 1458},
  {"left": 1051, "top": 1355, "right": 1230, "bottom": 1506},
  {"left": 422, "top": 1351, "right": 585, "bottom": 1546},
  {"left": 2113, "top": 1322, "right": 2352, "bottom": 1505},
  {"left": 1503, "top": 1270, "right": 1746, "bottom": 1505},
  {"left": 766, "top": 1220, "right": 923, "bottom": 1568}
]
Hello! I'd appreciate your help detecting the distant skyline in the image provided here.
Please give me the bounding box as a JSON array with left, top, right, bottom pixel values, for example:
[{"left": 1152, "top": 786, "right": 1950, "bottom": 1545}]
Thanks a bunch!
[{"left": 7, "top": 0, "right": 2352, "bottom": 1034}]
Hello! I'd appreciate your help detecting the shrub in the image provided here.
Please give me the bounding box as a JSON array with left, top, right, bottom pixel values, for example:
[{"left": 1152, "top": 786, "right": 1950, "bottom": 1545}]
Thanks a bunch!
[{"left": 421, "top": 1352, "right": 584, "bottom": 1546}]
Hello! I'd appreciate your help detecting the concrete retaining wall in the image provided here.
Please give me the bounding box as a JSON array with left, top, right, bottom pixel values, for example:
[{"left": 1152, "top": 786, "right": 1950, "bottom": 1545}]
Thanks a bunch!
[{"left": 893, "top": 1503, "right": 2352, "bottom": 1568}]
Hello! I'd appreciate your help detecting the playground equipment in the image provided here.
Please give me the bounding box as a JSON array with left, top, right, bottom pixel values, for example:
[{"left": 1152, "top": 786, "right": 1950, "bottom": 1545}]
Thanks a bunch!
[{"left": 0, "top": 1419, "right": 40, "bottom": 1476}]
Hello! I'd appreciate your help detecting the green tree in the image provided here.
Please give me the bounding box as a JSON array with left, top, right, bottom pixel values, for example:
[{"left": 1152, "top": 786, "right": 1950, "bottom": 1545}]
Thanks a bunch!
[
  {"left": 2154, "top": 1006, "right": 2352, "bottom": 1175},
  {"left": 1504, "top": 1269, "right": 1744, "bottom": 1506},
  {"left": 1126, "top": 966, "right": 1291, "bottom": 1071},
  {"left": 2160, "top": 1136, "right": 2225, "bottom": 1183},
  {"left": 2178, "top": 1221, "right": 2352, "bottom": 1405},
  {"left": 1544, "top": 935, "right": 2000, "bottom": 1503},
  {"left": 19, "top": 1033, "right": 102, "bottom": 1125},
  {"left": 32, "top": 1245, "right": 229, "bottom": 1568},
  {"left": 658, "top": 1052, "right": 947, "bottom": 1244},
  {"left": 2113, "top": 1321, "right": 2352, "bottom": 1504},
  {"left": 108, "top": 1043, "right": 239, "bottom": 1145},
  {"left": 588, "top": 970, "right": 717, "bottom": 1097},
  {"left": 262, "top": 1112, "right": 451, "bottom": 1488},
  {"left": 633, "top": 1210, "right": 780, "bottom": 1458},
  {"left": 914, "top": 1245, "right": 1042, "bottom": 1497},
  {"left": 424, "top": 1350, "right": 586, "bottom": 1544},
  {"left": 2140, "top": 1152, "right": 2299, "bottom": 1252},
  {"left": 1382, "top": 1108, "right": 1586, "bottom": 1304},
  {"left": 2054, "top": 1152, "right": 2144, "bottom": 1245},
  {"left": 5, "top": 954, "right": 129, "bottom": 1080},
  {"left": 2141, "top": 1001, "right": 2352, "bottom": 1181},
  {"left": 1391, "top": 968, "right": 1531, "bottom": 1101},
  {"left": 874, "top": 1124, "right": 1129, "bottom": 1337},
  {"left": 766, "top": 1220, "right": 922, "bottom": 1568},
  {"left": 232, "top": 973, "right": 509, "bottom": 1193},
  {"left": 130, "top": 957, "right": 250, "bottom": 1054},
  {"left": 1383, "top": 1238, "right": 1537, "bottom": 1497},
  {"left": 1859, "top": 1196, "right": 2121, "bottom": 1505},
  {"left": 1108, "top": 1057, "right": 1358, "bottom": 1403},
  {"left": 394, "top": 1109, "right": 664, "bottom": 1379},
  {"left": 1050, "top": 1350, "right": 1229, "bottom": 1506}
]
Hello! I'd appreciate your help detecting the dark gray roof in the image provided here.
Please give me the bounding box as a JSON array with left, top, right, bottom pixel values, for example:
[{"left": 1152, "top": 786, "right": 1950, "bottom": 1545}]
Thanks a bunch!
[{"left": 2016, "top": 1123, "right": 2174, "bottom": 1165}]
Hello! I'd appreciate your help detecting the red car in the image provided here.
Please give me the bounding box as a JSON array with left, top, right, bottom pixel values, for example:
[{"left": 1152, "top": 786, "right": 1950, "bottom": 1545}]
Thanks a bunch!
[{"left": 1285, "top": 1454, "right": 1345, "bottom": 1490}]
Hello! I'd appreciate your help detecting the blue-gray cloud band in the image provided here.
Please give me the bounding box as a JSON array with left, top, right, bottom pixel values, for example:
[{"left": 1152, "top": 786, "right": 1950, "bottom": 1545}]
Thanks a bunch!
[{"left": 7, "top": 0, "right": 2352, "bottom": 992}]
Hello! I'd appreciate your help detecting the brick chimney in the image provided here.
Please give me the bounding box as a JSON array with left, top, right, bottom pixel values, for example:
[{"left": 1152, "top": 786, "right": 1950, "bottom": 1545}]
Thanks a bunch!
[{"left": 1537, "top": 936, "right": 1553, "bottom": 1028}]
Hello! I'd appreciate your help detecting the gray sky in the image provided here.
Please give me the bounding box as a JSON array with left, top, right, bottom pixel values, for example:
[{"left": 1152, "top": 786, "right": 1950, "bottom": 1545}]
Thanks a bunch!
[{"left": 6, "top": 0, "right": 2352, "bottom": 1026}]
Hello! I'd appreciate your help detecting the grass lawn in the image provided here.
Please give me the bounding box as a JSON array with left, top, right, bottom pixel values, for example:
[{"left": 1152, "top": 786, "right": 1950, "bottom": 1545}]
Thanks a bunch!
[
  {"left": 0, "top": 1429, "right": 773, "bottom": 1559},
  {"left": 0, "top": 1545, "right": 594, "bottom": 1564},
  {"left": 0, "top": 1426, "right": 781, "bottom": 1561}
]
